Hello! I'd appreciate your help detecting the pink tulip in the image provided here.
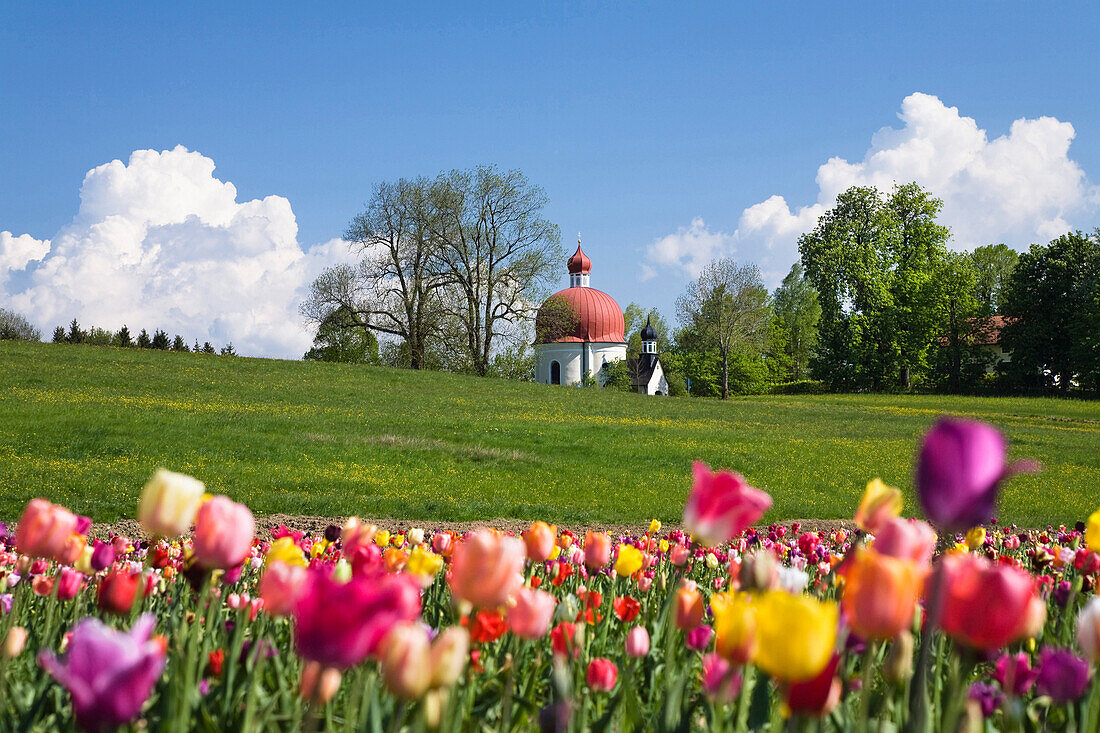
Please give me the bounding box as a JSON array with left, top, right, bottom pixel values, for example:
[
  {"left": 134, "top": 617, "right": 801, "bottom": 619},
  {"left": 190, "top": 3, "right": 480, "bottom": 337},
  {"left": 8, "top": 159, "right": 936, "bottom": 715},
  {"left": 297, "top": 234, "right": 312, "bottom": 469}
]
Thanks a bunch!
[
  {"left": 57, "top": 568, "right": 83, "bottom": 601},
  {"left": 300, "top": 661, "right": 342, "bottom": 705},
  {"left": 192, "top": 496, "right": 255, "bottom": 569},
  {"left": 625, "top": 626, "right": 650, "bottom": 657},
  {"left": 670, "top": 544, "right": 691, "bottom": 567},
  {"left": 16, "top": 499, "right": 80, "bottom": 563},
  {"left": 448, "top": 530, "right": 525, "bottom": 609},
  {"left": 507, "top": 587, "right": 556, "bottom": 639},
  {"left": 380, "top": 622, "right": 432, "bottom": 699},
  {"left": 584, "top": 532, "right": 612, "bottom": 569},
  {"left": 683, "top": 462, "right": 772, "bottom": 547},
  {"left": 873, "top": 518, "right": 937, "bottom": 565},
  {"left": 39, "top": 614, "right": 166, "bottom": 732},
  {"left": 259, "top": 561, "right": 308, "bottom": 617},
  {"left": 586, "top": 658, "right": 618, "bottom": 692},
  {"left": 294, "top": 565, "right": 421, "bottom": 668},
  {"left": 701, "top": 653, "right": 743, "bottom": 704},
  {"left": 686, "top": 624, "right": 714, "bottom": 651}
]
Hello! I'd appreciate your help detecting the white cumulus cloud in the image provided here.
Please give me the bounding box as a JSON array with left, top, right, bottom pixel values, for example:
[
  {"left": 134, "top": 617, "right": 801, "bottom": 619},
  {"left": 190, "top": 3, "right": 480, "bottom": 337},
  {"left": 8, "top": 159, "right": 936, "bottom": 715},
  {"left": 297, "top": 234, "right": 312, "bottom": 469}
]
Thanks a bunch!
[
  {"left": 646, "top": 92, "right": 1097, "bottom": 286},
  {"left": 0, "top": 146, "right": 346, "bottom": 358}
]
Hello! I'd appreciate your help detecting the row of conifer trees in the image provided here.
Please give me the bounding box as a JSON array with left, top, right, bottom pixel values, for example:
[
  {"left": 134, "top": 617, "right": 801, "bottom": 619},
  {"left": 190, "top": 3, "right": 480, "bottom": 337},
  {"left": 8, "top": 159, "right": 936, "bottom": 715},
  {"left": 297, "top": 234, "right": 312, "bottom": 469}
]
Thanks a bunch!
[{"left": 50, "top": 319, "right": 236, "bottom": 355}]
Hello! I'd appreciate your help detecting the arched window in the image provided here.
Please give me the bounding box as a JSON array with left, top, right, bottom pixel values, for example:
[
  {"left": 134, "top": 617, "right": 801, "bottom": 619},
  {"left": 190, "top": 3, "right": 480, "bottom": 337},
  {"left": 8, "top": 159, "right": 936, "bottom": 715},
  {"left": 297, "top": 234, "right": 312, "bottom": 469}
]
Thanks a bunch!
[{"left": 551, "top": 361, "right": 561, "bottom": 385}]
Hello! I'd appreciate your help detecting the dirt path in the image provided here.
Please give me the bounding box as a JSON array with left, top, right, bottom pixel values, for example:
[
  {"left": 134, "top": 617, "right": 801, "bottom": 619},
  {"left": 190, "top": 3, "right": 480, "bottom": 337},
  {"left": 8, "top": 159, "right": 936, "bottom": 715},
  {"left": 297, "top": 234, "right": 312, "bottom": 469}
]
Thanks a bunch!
[{"left": 92, "top": 514, "right": 857, "bottom": 541}]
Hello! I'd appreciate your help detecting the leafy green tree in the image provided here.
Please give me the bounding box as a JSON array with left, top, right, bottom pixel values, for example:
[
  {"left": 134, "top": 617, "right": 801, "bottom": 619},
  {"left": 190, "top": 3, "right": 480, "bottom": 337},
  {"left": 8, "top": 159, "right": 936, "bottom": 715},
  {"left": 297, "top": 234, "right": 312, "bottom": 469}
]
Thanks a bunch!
[
  {"left": 970, "top": 244, "right": 1019, "bottom": 315},
  {"left": 171, "top": 335, "right": 189, "bottom": 352},
  {"left": 798, "top": 183, "right": 949, "bottom": 391},
  {"left": 487, "top": 340, "right": 536, "bottom": 381},
  {"left": 1001, "top": 230, "right": 1100, "bottom": 393},
  {"left": 533, "top": 295, "right": 580, "bottom": 345},
  {"left": 136, "top": 329, "right": 152, "bottom": 348},
  {"left": 676, "top": 259, "right": 770, "bottom": 399},
  {"left": 622, "top": 303, "right": 671, "bottom": 360},
  {"left": 303, "top": 307, "right": 381, "bottom": 363},
  {"left": 771, "top": 262, "right": 820, "bottom": 381},
  {"left": 151, "top": 329, "right": 170, "bottom": 350},
  {"left": 113, "top": 326, "right": 133, "bottom": 348},
  {"left": 927, "top": 251, "right": 989, "bottom": 392},
  {"left": 0, "top": 308, "right": 41, "bottom": 341}
]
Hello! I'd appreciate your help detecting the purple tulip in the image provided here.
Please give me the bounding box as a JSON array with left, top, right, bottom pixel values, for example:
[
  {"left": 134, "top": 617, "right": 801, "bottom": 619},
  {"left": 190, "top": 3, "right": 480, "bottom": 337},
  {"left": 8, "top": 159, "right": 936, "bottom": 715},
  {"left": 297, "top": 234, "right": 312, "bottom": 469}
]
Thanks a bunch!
[
  {"left": 916, "top": 418, "right": 1036, "bottom": 530},
  {"left": 1036, "top": 648, "right": 1091, "bottom": 702},
  {"left": 993, "top": 652, "right": 1038, "bottom": 696},
  {"left": 685, "top": 624, "right": 713, "bottom": 651},
  {"left": 90, "top": 541, "right": 116, "bottom": 572},
  {"left": 38, "top": 614, "right": 166, "bottom": 732},
  {"left": 968, "top": 682, "right": 1004, "bottom": 718}
]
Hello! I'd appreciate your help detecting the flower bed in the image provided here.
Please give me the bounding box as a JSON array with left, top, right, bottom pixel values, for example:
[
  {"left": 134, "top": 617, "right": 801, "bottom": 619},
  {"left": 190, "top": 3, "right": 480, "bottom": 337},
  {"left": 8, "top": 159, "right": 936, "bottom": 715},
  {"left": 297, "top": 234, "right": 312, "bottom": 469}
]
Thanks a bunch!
[{"left": 1, "top": 417, "right": 1099, "bottom": 730}]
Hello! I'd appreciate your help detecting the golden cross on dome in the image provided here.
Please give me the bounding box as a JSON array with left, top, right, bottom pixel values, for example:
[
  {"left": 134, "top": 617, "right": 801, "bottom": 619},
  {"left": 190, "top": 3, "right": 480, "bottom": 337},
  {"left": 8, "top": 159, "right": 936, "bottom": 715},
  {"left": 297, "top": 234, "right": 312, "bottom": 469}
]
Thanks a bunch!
[{"left": 577, "top": 233, "right": 581, "bottom": 246}]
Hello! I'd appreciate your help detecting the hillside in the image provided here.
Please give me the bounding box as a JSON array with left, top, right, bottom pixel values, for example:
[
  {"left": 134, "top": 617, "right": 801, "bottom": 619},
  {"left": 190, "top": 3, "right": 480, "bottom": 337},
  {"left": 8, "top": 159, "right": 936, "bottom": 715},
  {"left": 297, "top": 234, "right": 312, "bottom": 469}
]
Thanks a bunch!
[{"left": 1, "top": 340, "right": 1098, "bottom": 527}]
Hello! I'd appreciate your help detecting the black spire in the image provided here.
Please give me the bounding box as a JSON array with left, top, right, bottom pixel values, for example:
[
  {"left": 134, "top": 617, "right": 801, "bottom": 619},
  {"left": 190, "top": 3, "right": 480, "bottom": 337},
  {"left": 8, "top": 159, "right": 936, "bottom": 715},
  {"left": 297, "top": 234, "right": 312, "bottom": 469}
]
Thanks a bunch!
[{"left": 640, "top": 315, "right": 657, "bottom": 342}]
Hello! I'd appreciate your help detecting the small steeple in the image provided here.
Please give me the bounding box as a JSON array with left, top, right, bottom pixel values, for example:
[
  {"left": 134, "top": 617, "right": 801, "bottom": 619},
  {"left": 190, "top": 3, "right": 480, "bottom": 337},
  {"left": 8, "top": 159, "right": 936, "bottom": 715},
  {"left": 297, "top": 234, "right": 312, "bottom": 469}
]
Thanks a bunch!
[
  {"left": 640, "top": 315, "right": 658, "bottom": 354},
  {"left": 568, "top": 234, "right": 591, "bottom": 287}
]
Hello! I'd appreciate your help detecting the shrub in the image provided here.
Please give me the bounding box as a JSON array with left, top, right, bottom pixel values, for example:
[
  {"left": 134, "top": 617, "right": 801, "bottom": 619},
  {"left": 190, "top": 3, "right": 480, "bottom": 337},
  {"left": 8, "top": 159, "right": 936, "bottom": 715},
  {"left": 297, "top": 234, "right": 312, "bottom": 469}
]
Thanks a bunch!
[
  {"left": 769, "top": 379, "right": 828, "bottom": 395},
  {"left": 0, "top": 308, "right": 41, "bottom": 341}
]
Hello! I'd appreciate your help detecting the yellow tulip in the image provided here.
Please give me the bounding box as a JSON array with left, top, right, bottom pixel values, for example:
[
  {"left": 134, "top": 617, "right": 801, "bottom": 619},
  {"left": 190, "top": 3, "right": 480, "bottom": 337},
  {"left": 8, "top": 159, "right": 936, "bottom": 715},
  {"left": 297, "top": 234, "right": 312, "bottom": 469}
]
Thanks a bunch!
[
  {"left": 1086, "top": 510, "right": 1100, "bottom": 553},
  {"left": 614, "top": 545, "right": 644, "bottom": 577},
  {"left": 659, "top": 539, "right": 670, "bottom": 553},
  {"left": 375, "top": 530, "right": 391, "bottom": 547},
  {"left": 712, "top": 592, "right": 757, "bottom": 664},
  {"left": 648, "top": 519, "right": 662, "bottom": 534},
  {"left": 407, "top": 545, "right": 444, "bottom": 578},
  {"left": 548, "top": 544, "right": 561, "bottom": 561},
  {"left": 854, "top": 478, "right": 903, "bottom": 533},
  {"left": 392, "top": 534, "right": 406, "bottom": 548},
  {"left": 265, "top": 537, "right": 308, "bottom": 567},
  {"left": 965, "top": 527, "right": 987, "bottom": 551},
  {"left": 753, "top": 591, "right": 838, "bottom": 683}
]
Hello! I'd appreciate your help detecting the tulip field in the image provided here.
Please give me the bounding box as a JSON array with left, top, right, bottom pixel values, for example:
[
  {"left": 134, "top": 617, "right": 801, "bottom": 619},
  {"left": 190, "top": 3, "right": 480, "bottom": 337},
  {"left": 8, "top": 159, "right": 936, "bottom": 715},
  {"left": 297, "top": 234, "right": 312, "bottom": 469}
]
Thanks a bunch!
[
  {"left": 4, "top": 419, "right": 1100, "bottom": 730},
  {"left": 1, "top": 341, "right": 1099, "bottom": 527}
]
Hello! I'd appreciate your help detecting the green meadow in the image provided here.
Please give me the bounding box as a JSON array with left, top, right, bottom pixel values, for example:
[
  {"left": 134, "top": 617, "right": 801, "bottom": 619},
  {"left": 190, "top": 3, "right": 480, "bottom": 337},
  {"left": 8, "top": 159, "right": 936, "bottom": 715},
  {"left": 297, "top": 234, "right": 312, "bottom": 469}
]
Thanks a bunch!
[{"left": 1, "top": 340, "right": 1098, "bottom": 527}]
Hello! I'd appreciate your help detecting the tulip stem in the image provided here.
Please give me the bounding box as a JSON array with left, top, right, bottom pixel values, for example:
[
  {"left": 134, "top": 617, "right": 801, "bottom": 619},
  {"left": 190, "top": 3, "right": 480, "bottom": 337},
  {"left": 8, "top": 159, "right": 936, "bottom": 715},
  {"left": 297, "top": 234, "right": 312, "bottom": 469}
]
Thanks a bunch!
[
  {"left": 906, "top": 559, "right": 946, "bottom": 732},
  {"left": 856, "top": 643, "right": 876, "bottom": 732}
]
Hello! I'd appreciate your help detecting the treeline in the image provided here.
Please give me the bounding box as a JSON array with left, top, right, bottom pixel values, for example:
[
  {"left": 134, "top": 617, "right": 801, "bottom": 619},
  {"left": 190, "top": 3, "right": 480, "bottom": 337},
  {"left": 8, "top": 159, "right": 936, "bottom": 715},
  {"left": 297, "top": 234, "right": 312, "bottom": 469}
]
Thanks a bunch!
[{"left": 47, "top": 319, "right": 238, "bottom": 356}]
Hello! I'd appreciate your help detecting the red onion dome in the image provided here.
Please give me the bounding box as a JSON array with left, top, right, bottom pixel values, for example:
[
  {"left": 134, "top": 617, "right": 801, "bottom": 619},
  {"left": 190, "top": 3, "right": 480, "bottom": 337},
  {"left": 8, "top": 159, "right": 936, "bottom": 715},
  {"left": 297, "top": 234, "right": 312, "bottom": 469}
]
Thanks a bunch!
[
  {"left": 535, "top": 287, "right": 626, "bottom": 344},
  {"left": 567, "top": 244, "right": 592, "bottom": 274}
]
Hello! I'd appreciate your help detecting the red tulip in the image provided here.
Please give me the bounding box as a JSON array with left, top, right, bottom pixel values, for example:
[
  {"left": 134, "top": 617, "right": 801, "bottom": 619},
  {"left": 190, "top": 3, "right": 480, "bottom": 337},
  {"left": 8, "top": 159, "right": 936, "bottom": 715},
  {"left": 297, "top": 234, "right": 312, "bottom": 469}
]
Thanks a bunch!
[
  {"left": 449, "top": 530, "right": 525, "bottom": 609},
  {"left": 613, "top": 596, "right": 641, "bottom": 623},
  {"left": 586, "top": 658, "right": 618, "bottom": 692},
  {"left": 939, "top": 553, "right": 1041, "bottom": 650},
  {"left": 683, "top": 462, "right": 772, "bottom": 547},
  {"left": 192, "top": 496, "right": 255, "bottom": 569},
  {"left": 469, "top": 610, "right": 507, "bottom": 643},
  {"left": 98, "top": 568, "right": 141, "bottom": 615},
  {"left": 550, "top": 622, "right": 580, "bottom": 658},
  {"left": 785, "top": 654, "right": 842, "bottom": 717}
]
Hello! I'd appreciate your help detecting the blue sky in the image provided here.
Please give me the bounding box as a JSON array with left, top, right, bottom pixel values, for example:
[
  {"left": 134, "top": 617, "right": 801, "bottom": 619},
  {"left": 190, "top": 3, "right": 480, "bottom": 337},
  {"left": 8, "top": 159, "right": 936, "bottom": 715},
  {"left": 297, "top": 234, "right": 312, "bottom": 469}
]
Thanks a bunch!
[{"left": 2, "top": 2, "right": 1098, "bottom": 357}]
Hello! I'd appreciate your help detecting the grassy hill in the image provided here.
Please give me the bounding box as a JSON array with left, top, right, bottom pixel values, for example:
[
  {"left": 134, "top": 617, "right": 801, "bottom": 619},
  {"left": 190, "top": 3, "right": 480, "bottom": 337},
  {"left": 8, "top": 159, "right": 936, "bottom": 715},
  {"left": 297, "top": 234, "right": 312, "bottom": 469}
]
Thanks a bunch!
[{"left": 1, "top": 340, "right": 1098, "bottom": 527}]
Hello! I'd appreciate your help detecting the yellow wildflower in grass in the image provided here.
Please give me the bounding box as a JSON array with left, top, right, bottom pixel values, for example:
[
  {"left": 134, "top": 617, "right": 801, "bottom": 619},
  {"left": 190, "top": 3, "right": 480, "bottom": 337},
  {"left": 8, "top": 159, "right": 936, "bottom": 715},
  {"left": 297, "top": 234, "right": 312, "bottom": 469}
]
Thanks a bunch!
[
  {"left": 753, "top": 591, "right": 838, "bottom": 683},
  {"left": 406, "top": 545, "right": 444, "bottom": 578},
  {"left": 375, "top": 529, "right": 391, "bottom": 547},
  {"left": 266, "top": 537, "right": 308, "bottom": 567},
  {"left": 614, "top": 545, "right": 644, "bottom": 577},
  {"left": 1087, "top": 510, "right": 1100, "bottom": 552},
  {"left": 966, "top": 527, "right": 987, "bottom": 551},
  {"left": 854, "top": 478, "right": 903, "bottom": 533}
]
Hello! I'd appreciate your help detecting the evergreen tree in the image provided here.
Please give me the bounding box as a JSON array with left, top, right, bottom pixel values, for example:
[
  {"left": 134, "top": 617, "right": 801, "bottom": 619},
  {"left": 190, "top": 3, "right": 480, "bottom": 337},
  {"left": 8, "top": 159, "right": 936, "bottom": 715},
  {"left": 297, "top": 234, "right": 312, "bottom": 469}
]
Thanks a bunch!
[
  {"left": 66, "top": 319, "right": 85, "bottom": 344},
  {"left": 193, "top": 339, "right": 202, "bottom": 353},
  {"left": 151, "top": 329, "right": 170, "bottom": 350},
  {"left": 220, "top": 342, "right": 236, "bottom": 356},
  {"left": 52, "top": 326, "right": 66, "bottom": 343},
  {"left": 113, "top": 326, "right": 133, "bottom": 348},
  {"left": 202, "top": 342, "right": 216, "bottom": 354},
  {"left": 171, "top": 335, "right": 188, "bottom": 352},
  {"left": 136, "top": 329, "right": 152, "bottom": 348}
]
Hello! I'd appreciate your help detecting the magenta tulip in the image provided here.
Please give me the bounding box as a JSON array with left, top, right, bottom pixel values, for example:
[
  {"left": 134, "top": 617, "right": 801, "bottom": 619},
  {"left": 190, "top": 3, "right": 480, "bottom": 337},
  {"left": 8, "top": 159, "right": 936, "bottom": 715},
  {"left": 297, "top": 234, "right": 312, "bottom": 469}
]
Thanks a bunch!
[
  {"left": 1036, "top": 648, "right": 1090, "bottom": 702},
  {"left": 294, "top": 565, "right": 421, "bottom": 668},
  {"left": 39, "top": 614, "right": 166, "bottom": 732},
  {"left": 916, "top": 418, "right": 1034, "bottom": 530},
  {"left": 683, "top": 462, "right": 772, "bottom": 547}
]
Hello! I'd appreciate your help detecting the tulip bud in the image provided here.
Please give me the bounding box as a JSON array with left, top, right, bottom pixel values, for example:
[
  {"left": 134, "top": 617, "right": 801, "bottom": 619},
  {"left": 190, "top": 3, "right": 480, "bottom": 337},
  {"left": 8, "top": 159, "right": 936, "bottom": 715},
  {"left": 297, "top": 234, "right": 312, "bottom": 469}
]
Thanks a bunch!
[
  {"left": 624, "top": 626, "right": 650, "bottom": 657},
  {"left": 192, "top": 496, "right": 255, "bottom": 570},
  {"left": 3, "top": 626, "right": 27, "bottom": 659},
  {"left": 429, "top": 627, "right": 469, "bottom": 688},
  {"left": 137, "top": 469, "right": 205, "bottom": 538},
  {"left": 586, "top": 658, "right": 618, "bottom": 692},
  {"left": 883, "top": 631, "right": 914, "bottom": 684},
  {"left": 90, "top": 541, "right": 116, "bottom": 572},
  {"left": 300, "top": 661, "right": 342, "bottom": 705},
  {"left": 739, "top": 549, "right": 779, "bottom": 592},
  {"left": 674, "top": 586, "right": 704, "bottom": 630},
  {"left": 381, "top": 622, "right": 431, "bottom": 699},
  {"left": 525, "top": 522, "right": 557, "bottom": 563},
  {"left": 553, "top": 594, "right": 580, "bottom": 624},
  {"left": 584, "top": 532, "right": 611, "bottom": 570},
  {"left": 423, "top": 688, "right": 447, "bottom": 730}
]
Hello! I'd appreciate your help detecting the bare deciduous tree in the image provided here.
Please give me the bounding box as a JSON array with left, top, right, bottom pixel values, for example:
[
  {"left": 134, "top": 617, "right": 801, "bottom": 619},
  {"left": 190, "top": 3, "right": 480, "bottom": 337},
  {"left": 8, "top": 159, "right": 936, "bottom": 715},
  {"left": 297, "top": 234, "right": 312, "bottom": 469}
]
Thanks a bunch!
[{"left": 676, "top": 259, "right": 770, "bottom": 399}]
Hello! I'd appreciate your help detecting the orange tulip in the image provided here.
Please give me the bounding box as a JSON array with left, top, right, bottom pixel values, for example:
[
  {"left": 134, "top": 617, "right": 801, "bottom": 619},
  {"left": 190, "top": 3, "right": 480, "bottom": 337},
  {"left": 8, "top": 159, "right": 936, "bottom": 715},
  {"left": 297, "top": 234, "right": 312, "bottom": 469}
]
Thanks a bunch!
[
  {"left": 842, "top": 549, "right": 924, "bottom": 640},
  {"left": 675, "top": 585, "right": 705, "bottom": 630},
  {"left": 525, "top": 522, "right": 557, "bottom": 563}
]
